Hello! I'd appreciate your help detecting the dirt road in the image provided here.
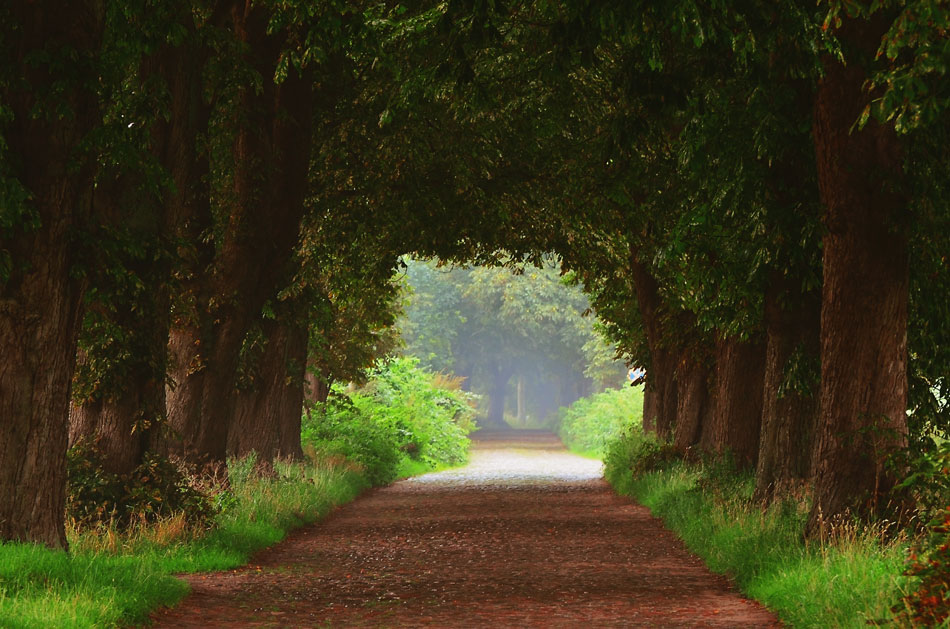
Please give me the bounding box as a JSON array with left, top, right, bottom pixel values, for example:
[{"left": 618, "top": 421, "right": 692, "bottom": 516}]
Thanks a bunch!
[{"left": 149, "top": 431, "right": 779, "bottom": 627}]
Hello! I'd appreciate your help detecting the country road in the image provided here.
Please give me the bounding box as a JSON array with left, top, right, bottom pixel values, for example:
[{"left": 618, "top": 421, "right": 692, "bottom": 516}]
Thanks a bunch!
[{"left": 149, "top": 431, "right": 779, "bottom": 627}]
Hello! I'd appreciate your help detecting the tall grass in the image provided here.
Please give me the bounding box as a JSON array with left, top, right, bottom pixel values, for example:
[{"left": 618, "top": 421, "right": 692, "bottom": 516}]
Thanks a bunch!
[
  {"left": 604, "top": 429, "right": 911, "bottom": 627},
  {"left": 0, "top": 452, "right": 367, "bottom": 629}
]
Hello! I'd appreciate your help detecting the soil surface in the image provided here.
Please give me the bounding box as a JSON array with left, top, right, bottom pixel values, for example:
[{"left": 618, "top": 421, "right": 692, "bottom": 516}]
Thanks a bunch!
[{"left": 148, "top": 431, "right": 780, "bottom": 627}]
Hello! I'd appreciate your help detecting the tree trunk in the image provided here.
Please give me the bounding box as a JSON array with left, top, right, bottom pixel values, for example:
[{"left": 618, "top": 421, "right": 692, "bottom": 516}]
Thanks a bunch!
[
  {"left": 69, "top": 326, "right": 166, "bottom": 477},
  {"left": 754, "top": 275, "right": 820, "bottom": 504},
  {"left": 516, "top": 374, "right": 526, "bottom": 425},
  {"left": 629, "top": 247, "right": 677, "bottom": 439},
  {"left": 642, "top": 387, "right": 657, "bottom": 433},
  {"left": 304, "top": 369, "right": 331, "bottom": 406},
  {"left": 166, "top": 3, "right": 313, "bottom": 472},
  {"left": 807, "top": 15, "right": 909, "bottom": 534},
  {"left": 487, "top": 365, "right": 513, "bottom": 427},
  {"left": 701, "top": 335, "right": 766, "bottom": 469},
  {"left": 141, "top": 10, "right": 221, "bottom": 465},
  {"left": 672, "top": 352, "right": 711, "bottom": 455},
  {"left": 229, "top": 313, "right": 308, "bottom": 462},
  {"left": 650, "top": 350, "right": 678, "bottom": 441},
  {"left": 0, "top": 0, "right": 104, "bottom": 548}
]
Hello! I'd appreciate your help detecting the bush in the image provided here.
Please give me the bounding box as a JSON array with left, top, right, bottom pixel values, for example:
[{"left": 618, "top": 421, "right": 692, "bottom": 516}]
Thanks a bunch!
[
  {"left": 301, "top": 357, "right": 477, "bottom": 485},
  {"left": 603, "top": 426, "right": 678, "bottom": 485},
  {"left": 892, "top": 442, "right": 950, "bottom": 626},
  {"left": 895, "top": 505, "right": 950, "bottom": 626},
  {"left": 66, "top": 441, "right": 216, "bottom": 529},
  {"left": 301, "top": 394, "right": 404, "bottom": 486},
  {"left": 556, "top": 385, "right": 644, "bottom": 457}
]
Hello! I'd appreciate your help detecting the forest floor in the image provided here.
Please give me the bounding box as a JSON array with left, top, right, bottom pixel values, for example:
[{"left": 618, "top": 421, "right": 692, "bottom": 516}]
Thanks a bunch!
[{"left": 146, "top": 431, "right": 779, "bottom": 628}]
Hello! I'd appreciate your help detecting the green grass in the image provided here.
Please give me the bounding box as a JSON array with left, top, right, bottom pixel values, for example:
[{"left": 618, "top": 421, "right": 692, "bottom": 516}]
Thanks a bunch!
[
  {"left": 0, "top": 453, "right": 369, "bottom": 629},
  {"left": 606, "top": 440, "right": 911, "bottom": 628}
]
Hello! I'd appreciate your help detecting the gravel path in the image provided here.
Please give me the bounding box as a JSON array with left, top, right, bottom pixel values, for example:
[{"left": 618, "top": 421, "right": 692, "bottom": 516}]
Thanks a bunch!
[{"left": 149, "top": 431, "right": 780, "bottom": 627}]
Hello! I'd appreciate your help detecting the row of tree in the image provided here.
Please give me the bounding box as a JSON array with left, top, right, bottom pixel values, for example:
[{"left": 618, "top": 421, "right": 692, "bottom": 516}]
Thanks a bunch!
[
  {"left": 532, "top": 1, "right": 950, "bottom": 535},
  {"left": 1, "top": 0, "right": 948, "bottom": 549},
  {"left": 0, "top": 0, "right": 448, "bottom": 549}
]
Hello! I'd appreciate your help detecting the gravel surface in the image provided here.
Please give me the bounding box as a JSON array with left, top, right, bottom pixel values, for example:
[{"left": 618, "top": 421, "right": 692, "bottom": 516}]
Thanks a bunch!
[{"left": 148, "top": 431, "right": 780, "bottom": 628}]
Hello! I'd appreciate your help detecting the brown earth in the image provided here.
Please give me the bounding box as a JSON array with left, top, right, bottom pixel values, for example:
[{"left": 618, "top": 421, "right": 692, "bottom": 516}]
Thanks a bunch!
[{"left": 147, "top": 431, "right": 780, "bottom": 628}]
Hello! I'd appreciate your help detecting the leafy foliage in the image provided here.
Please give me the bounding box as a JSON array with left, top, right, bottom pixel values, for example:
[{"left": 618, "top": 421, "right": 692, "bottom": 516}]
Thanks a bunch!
[
  {"left": 66, "top": 441, "right": 216, "bottom": 529},
  {"left": 556, "top": 385, "right": 643, "bottom": 457},
  {"left": 301, "top": 357, "right": 476, "bottom": 485},
  {"left": 896, "top": 505, "right": 950, "bottom": 626},
  {"left": 603, "top": 426, "right": 680, "bottom": 482}
]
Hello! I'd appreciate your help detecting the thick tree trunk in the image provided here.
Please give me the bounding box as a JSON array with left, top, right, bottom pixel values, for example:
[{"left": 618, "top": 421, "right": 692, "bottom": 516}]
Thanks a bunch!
[
  {"left": 69, "top": 335, "right": 165, "bottom": 477},
  {"left": 141, "top": 12, "right": 220, "bottom": 465},
  {"left": 807, "top": 15, "right": 909, "bottom": 534},
  {"left": 629, "top": 247, "right": 677, "bottom": 438},
  {"left": 166, "top": 4, "right": 313, "bottom": 472},
  {"left": 0, "top": 0, "right": 104, "bottom": 548},
  {"left": 701, "top": 335, "right": 766, "bottom": 469},
  {"left": 650, "top": 350, "right": 678, "bottom": 441},
  {"left": 754, "top": 276, "right": 820, "bottom": 504},
  {"left": 672, "top": 352, "right": 711, "bottom": 455},
  {"left": 229, "top": 314, "right": 308, "bottom": 462}
]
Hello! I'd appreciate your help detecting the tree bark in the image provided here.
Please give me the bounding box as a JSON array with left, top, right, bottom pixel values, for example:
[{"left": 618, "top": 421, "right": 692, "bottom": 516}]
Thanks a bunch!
[
  {"left": 0, "top": 0, "right": 104, "bottom": 548},
  {"left": 672, "top": 351, "right": 712, "bottom": 455},
  {"left": 229, "top": 312, "right": 308, "bottom": 462},
  {"left": 807, "top": 15, "right": 909, "bottom": 534},
  {"left": 166, "top": 3, "right": 313, "bottom": 472},
  {"left": 629, "top": 247, "right": 677, "bottom": 438},
  {"left": 754, "top": 275, "right": 820, "bottom": 504},
  {"left": 69, "top": 315, "right": 166, "bottom": 477},
  {"left": 642, "top": 387, "right": 657, "bottom": 433},
  {"left": 701, "top": 334, "right": 766, "bottom": 469}
]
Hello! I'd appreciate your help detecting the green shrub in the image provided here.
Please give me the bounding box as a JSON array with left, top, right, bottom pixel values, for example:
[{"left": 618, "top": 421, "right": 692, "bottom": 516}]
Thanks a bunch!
[
  {"left": 301, "top": 394, "right": 404, "bottom": 486},
  {"left": 891, "top": 442, "right": 950, "bottom": 626},
  {"left": 603, "top": 425, "right": 678, "bottom": 487},
  {"left": 366, "top": 357, "right": 476, "bottom": 467},
  {"left": 895, "top": 505, "right": 950, "bottom": 626},
  {"left": 557, "top": 385, "right": 643, "bottom": 457},
  {"left": 301, "top": 357, "right": 477, "bottom": 484},
  {"left": 66, "top": 441, "right": 216, "bottom": 529}
]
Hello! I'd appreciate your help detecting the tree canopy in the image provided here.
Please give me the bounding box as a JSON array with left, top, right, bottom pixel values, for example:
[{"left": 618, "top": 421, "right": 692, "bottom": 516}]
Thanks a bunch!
[{"left": 1, "top": 0, "right": 949, "bottom": 548}]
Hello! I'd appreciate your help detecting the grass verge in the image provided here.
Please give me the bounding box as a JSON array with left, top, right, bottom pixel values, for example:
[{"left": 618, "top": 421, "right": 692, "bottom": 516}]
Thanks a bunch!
[
  {"left": 605, "top": 432, "right": 911, "bottom": 628},
  {"left": 0, "top": 453, "right": 368, "bottom": 629}
]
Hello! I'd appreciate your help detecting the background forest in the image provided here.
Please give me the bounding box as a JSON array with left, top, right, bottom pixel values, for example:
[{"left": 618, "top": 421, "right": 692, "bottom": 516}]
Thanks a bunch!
[{"left": 399, "top": 258, "right": 626, "bottom": 428}]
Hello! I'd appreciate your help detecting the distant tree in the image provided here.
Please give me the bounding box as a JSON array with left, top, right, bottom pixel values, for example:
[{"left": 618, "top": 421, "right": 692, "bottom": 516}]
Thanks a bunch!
[{"left": 401, "top": 258, "right": 624, "bottom": 427}]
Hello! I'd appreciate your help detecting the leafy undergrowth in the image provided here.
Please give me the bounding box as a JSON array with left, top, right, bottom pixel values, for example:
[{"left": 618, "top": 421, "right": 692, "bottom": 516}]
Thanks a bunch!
[
  {"left": 302, "top": 356, "right": 478, "bottom": 485},
  {"left": 604, "top": 429, "right": 911, "bottom": 628},
  {"left": 555, "top": 384, "right": 643, "bottom": 458}
]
